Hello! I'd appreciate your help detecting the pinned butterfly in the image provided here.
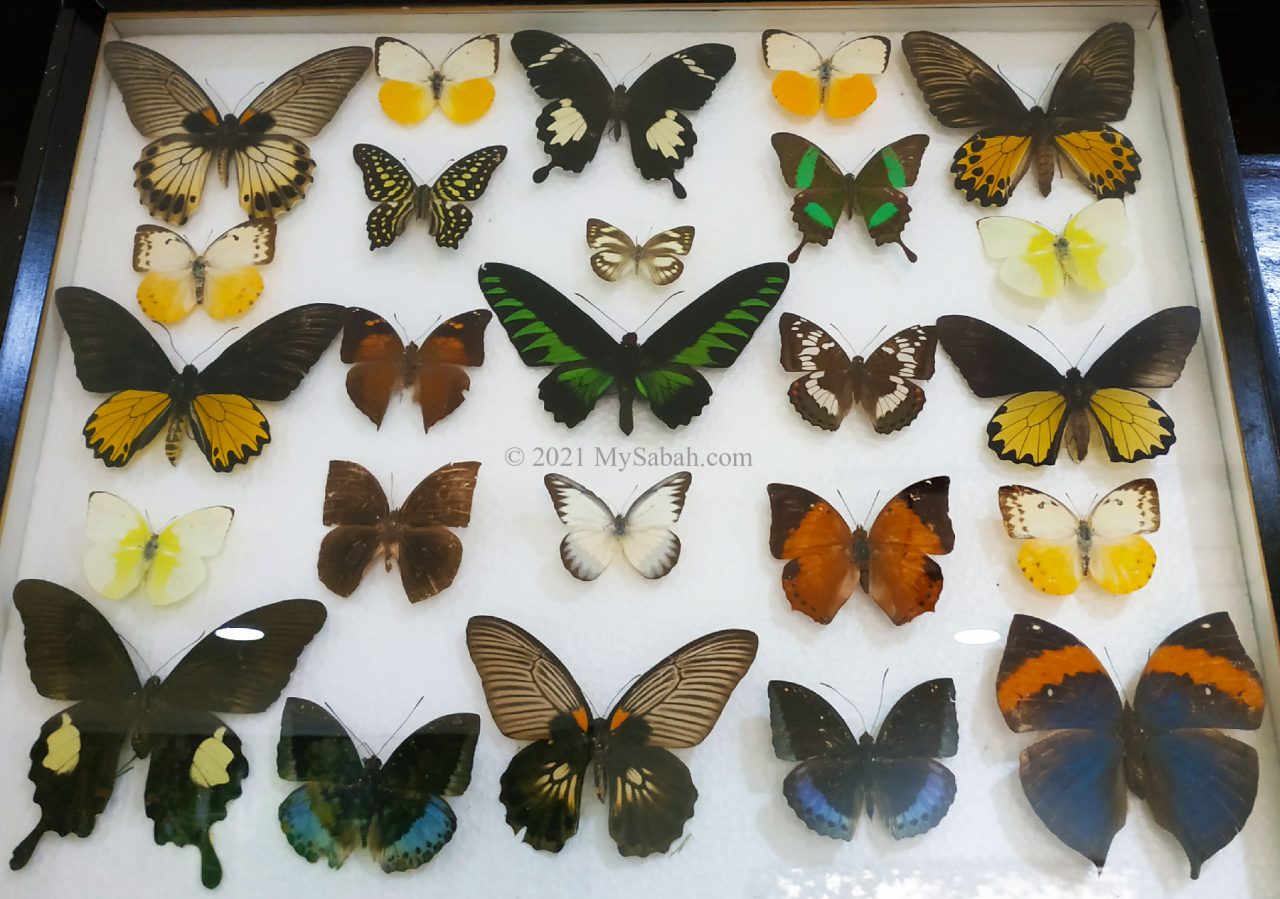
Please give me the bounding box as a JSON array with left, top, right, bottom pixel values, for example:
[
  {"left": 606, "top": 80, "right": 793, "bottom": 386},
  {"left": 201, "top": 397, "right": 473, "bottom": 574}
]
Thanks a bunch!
[
  {"left": 481, "top": 262, "right": 788, "bottom": 435},
  {"left": 340, "top": 307, "right": 491, "bottom": 432},
  {"left": 772, "top": 132, "right": 929, "bottom": 262},
  {"left": 9, "top": 580, "right": 326, "bottom": 888},
  {"left": 318, "top": 460, "right": 480, "bottom": 603},
  {"left": 56, "top": 287, "right": 344, "bottom": 471},
  {"left": 277, "top": 697, "right": 480, "bottom": 873},
  {"left": 103, "top": 41, "right": 370, "bottom": 223},
  {"left": 83, "top": 491, "right": 233, "bottom": 607},
  {"left": 466, "top": 616, "right": 757, "bottom": 856},
  {"left": 352, "top": 143, "right": 507, "bottom": 251},
  {"left": 902, "top": 24, "right": 1140, "bottom": 206},
  {"left": 586, "top": 218, "right": 695, "bottom": 285},
  {"left": 374, "top": 34, "right": 499, "bottom": 125},
  {"left": 769, "top": 679, "right": 958, "bottom": 841},
  {"left": 544, "top": 471, "right": 692, "bottom": 580},
  {"left": 997, "top": 613, "right": 1264, "bottom": 878},
  {"left": 779, "top": 313, "right": 937, "bottom": 434},
  {"left": 510, "top": 30, "right": 736, "bottom": 198},
  {"left": 936, "top": 308, "right": 1201, "bottom": 465},
  {"left": 761, "top": 30, "right": 890, "bottom": 119},
  {"left": 133, "top": 220, "right": 276, "bottom": 323}
]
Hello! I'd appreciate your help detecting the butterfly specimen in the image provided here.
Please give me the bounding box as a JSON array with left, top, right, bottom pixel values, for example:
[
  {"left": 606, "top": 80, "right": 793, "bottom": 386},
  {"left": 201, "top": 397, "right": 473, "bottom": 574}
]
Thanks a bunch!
[
  {"left": 510, "top": 30, "right": 736, "bottom": 198},
  {"left": 544, "top": 470, "right": 692, "bottom": 580},
  {"left": 761, "top": 30, "right": 890, "bottom": 118},
  {"left": 103, "top": 41, "right": 371, "bottom": 224},
  {"left": 352, "top": 143, "right": 507, "bottom": 251},
  {"left": 480, "top": 262, "right": 788, "bottom": 435},
  {"left": 133, "top": 219, "right": 276, "bottom": 323},
  {"left": 767, "top": 478, "right": 953, "bottom": 626},
  {"left": 768, "top": 679, "right": 958, "bottom": 841},
  {"left": 901, "top": 24, "right": 1140, "bottom": 206},
  {"left": 586, "top": 218, "right": 695, "bottom": 285},
  {"left": 779, "top": 313, "right": 937, "bottom": 434},
  {"left": 318, "top": 459, "right": 480, "bottom": 603},
  {"left": 84, "top": 491, "right": 233, "bottom": 606},
  {"left": 374, "top": 34, "right": 499, "bottom": 125},
  {"left": 997, "top": 612, "right": 1264, "bottom": 878},
  {"left": 56, "top": 288, "right": 344, "bottom": 471},
  {"left": 340, "top": 307, "right": 491, "bottom": 431},
  {"left": 936, "top": 308, "right": 1201, "bottom": 466},
  {"left": 276, "top": 698, "right": 480, "bottom": 872},
  {"left": 10, "top": 580, "right": 326, "bottom": 888},
  {"left": 465, "top": 615, "right": 757, "bottom": 856},
  {"left": 771, "top": 132, "right": 929, "bottom": 263},
  {"left": 978, "top": 198, "right": 1133, "bottom": 298},
  {"left": 998, "top": 479, "right": 1159, "bottom": 595}
]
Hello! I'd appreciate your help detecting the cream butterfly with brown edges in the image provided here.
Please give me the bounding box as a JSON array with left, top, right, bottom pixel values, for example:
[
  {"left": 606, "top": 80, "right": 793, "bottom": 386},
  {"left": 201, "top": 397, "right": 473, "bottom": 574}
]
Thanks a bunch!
[
  {"left": 586, "top": 219, "right": 695, "bottom": 285},
  {"left": 133, "top": 220, "right": 276, "bottom": 323}
]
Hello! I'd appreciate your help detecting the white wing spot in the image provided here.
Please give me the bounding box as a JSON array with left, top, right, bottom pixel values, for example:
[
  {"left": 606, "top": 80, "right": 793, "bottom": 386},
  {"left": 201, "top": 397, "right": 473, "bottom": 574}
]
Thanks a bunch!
[{"left": 548, "top": 100, "right": 588, "bottom": 146}]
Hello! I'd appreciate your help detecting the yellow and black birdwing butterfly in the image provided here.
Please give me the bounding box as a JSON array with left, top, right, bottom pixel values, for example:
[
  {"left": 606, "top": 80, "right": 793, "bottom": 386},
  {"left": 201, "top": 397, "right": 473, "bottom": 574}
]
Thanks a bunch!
[
  {"left": 936, "top": 307, "right": 1201, "bottom": 465},
  {"left": 10, "top": 580, "right": 326, "bottom": 888},
  {"left": 901, "top": 24, "right": 1140, "bottom": 206},
  {"left": 103, "top": 41, "right": 371, "bottom": 224},
  {"left": 56, "top": 287, "right": 344, "bottom": 471},
  {"left": 465, "top": 616, "right": 757, "bottom": 856}
]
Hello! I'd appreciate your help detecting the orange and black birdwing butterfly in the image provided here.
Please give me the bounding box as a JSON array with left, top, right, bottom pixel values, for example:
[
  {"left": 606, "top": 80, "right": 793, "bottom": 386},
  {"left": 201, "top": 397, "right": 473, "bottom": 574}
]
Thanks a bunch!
[
  {"left": 340, "top": 307, "right": 491, "bottom": 431},
  {"left": 318, "top": 459, "right": 480, "bottom": 602},
  {"left": 767, "top": 478, "right": 953, "bottom": 626},
  {"left": 901, "top": 24, "right": 1140, "bottom": 206}
]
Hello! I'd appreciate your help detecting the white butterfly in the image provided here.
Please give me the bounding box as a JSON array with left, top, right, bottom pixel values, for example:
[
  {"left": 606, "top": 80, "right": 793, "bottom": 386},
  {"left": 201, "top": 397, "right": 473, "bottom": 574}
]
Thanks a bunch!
[
  {"left": 374, "top": 35, "right": 500, "bottom": 124},
  {"left": 544, "top": 471, "right": 693, "bottom": 580},
  {"left": 84, "top": 492, "right": 234, "bottom": 606},
  {"left": 977, "top": 198, "right": 1133, "bottom": 298},
  {"left": 761, "top": 30, "right": 891, "bottom": 118},
  {"left": 997, "top": 479, "right": 1159, "bottom": 596},
  {"left": 132, "top": 220, "right": 276, "bottom": 324},
  {"left": 586, "top": 218, "right": 695, "bottom": 285}
]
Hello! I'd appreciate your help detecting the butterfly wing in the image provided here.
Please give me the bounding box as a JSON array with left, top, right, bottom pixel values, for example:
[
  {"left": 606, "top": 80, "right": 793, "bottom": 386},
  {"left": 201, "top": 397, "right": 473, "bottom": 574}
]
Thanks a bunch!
[
  {"left": 374, "top": 36, "right": 437, "bottom": 123},
  {"left": 997, "top": 485, "right": 1084, "bottom": 595},
  {"left": 976, "top": 216, "right": 1066, "bottom": 298},
  {"left": 394, "top": 461, "right": 480, "bottom": 602},
  {"left": 339, "top": 307, "right": 407, "bottom": 428},
  {"left": 851, "top": 134, "right": 929, "bottom": 262},
  {"left": 510, "top": 31, "right": 614, "bottom": 183},
  {"left": 428, "top": 144, "right": 508, "bottom": 249},
  {"left": 997, "top": 614, "right": 1126, "bottom": 869},
  {"left": 198, "top": 219, "right": 277, "bottom": 319},
  {"left": 866, "top": 477, "right": 954, "bottom": 625},
  {"left": 637, "top": 225, "right": 695, "bottom": 285},
  {"left": 619, "top": 471, "right": 693, "bottom": 578},
  {"left": 859, "top": 324, "right": 938, "bottom": 433},
  {"left": 767, "top": 484, "right": 857, "bottom": 624},
  {"left": 82, "top": 491, "right": 152, "bottom": 600},
  {"left": 544, "top": 472, "right": 622, "bottom": 580},
  {"left": 770, "top": 132, "right": 850, "bottom": 262},
  {"left": 870, "top": 679, "right": 958, "bottom": 838},
  {"left": 621, "top": 44, "right": 736, "bottom": 198},
  {"left": 1132, "top": 612, "right": 1264, "bottom": 878},
  {"left": 1082, "top": 478, "right": 1159, "bottom": 594},
  {"left": 413, "top": 309, "right": 492, "bottom": 431},
  {"left": 1057, "top": 198, "right": 1133, "bottom": 291},
  {"left": 132, "top": 225, "right": 199, "bottom": 323},
  {"left": 319, "top": 460, "right": 391, "bottom": 597},
  {"left": 778, "top": 313, "right": 855, "bottom": 431},
  {"left": 586, "top": 218, "right": 640, "bottom": 282},
  {"left": 353, "top": 143, "right": 418, "bottom": 249},
  {"left": 825, "top": 36, "right": 891, "bottom": 117},
  {"left": 145, "top": 505, "right": 235, "bottom": 606},
  {"left": 436, "top": 35, "right": 501, "bottom": 123},
  {"left": 761, "top": 31, "right": 825, "bottom": 116}
]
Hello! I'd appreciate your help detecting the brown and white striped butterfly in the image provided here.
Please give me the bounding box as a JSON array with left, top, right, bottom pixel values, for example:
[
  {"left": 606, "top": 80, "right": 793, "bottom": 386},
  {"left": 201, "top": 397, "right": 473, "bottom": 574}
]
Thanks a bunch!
[
  {"left": 779, "top": 313, "right": 937, "bottom": 434},
  {"left": 103, "top": 41, "right": 371, "bottom": 224},
  {"left": 586, "top": 218, "right": 695, "bottom": 285}
]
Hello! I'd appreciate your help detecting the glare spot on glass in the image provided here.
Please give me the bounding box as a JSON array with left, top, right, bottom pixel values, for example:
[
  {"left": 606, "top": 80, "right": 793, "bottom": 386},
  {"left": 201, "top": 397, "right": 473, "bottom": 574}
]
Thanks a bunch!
[
  {"left": 215, "top": 626, "right": 265, "bottom": 641},
  {"left": 953, "top": 628, "right": 1001, "bottom": 645}
]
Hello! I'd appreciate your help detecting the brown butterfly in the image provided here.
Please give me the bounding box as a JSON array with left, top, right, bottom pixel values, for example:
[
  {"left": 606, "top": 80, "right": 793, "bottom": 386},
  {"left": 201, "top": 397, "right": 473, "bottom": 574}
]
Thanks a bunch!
[
  {"left": 340, "top": 308, "right": 490, "bottom": 431},
  {"left": 318, "top": 460, "right": 480, "bottom": 602},
  {"left": 767, "top": 478, "right": 953, "bottom": 625}
]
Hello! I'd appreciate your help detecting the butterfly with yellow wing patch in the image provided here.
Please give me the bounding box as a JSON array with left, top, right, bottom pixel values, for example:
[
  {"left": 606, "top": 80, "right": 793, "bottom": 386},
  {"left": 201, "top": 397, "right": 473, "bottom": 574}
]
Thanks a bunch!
[
  {"left": 133, "top": 219, "right": 276, "bottom": 323},
  {"left": 56, "top": 288, "right": 344, "bottom": 471},
  {"left": 374, "top": 34, "right": 500, "bottom": 125},
  {"left": 902, "top": 24, "right": 1140, "bottom": 206},
  {"left": 761, "top": 30, "right": 890, "bottom": 119},
  {"left": 936, "top": 309, "right": 1201, "bottom": 466},
  {"left": 103, "top": 41, "right": 371, "bottom": 224},
  {"left": 998, "top": 479, "right": 1159, "bottom": 595}
]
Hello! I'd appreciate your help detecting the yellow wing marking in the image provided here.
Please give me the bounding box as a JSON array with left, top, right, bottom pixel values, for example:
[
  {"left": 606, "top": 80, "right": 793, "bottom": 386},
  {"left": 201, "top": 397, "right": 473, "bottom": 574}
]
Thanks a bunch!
[
  {"left": 1089, "top": 387, "right": 1175, "bottom": 462},
  {"left": 770, "top": 71, "right": 822, "bottom": 117},
  {"left": 84, "top": 390, "right": 173, "bottom": 467},
  {"left": 204, "top": 267, "right": 265, "bottom": 319},
  {"left": 43, "top": 714, "right": 81, "bottom": 775},
  {"left": 137, "top": 272, "right": 197, "bottom": 324},
  {"left": 190, "top": 727, "right": 234, "bottom": 788},
  {"left": 951, "top": 134, "right": 1033, "bottom": 206},
  {"left": 1088, "top": 535, "right": 1156, "bottom": 594},
  {"left": 190, "top": 394, "right": 271, "bottom": 472},
  {"left": 1054, "top": 127, "right": 1141, "bottom": 200},
  {"left": 824, "top": 74, "right": 877, "bottom": 118},
  {"left": 987, "top": 390, "right": 1067, "bottom": 465},
  {"left": 379, "top": 80, "right": 433, "bottom": 124},
  {"left": 440, "top": 78, "right": 496, "bottom": 123},
  {"left": 1016, "top": 540, "right": 1081, "bottom": 596}
]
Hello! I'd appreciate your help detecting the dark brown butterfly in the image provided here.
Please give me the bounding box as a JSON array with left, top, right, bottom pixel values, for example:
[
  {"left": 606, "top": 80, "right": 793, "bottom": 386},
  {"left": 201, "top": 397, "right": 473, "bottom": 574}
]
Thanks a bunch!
[
  {"left": 318, "top": 460, "right": 480, "bottom": 602},
  {"left": 779, "top": 313, "right": 937, "bottom": 434},
  {"left": 340, "top": 308, "right": 491, "bottom": 431},
  {"left": 901, "top": 24, "right": 1139, "bottom": 206}
]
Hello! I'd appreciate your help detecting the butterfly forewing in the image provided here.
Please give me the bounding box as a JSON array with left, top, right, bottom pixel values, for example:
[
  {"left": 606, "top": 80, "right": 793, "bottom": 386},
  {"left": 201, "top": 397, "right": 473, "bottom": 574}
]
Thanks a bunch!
[
  {"left": 865, "top": 477, "right": 954, "bottom": 625},
  {"left": 768, "top": 680, "right": 859, "bottom": 762}
]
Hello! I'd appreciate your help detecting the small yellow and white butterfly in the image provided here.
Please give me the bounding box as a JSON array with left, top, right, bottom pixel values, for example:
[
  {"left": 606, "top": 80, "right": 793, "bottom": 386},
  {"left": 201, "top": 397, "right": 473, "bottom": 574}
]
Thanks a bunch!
[
  {"left": 84, "top": 491, "right": 234, "bottom": 606},
  {"left": 998, "top": 479, "right": 1159, "bottom": 596},
  {"left": 132, "top": 219, "right": 276, "bottom": 324},
  {"left": 761, "top": 30, "right": 891, "bottom": 118},
  {"left": 374, "top": 34, "right": 500, "bottom": 125},
  {"left": 586, "top": 218, "right": 695, "bottom": 285},
  {"left": 976, "top": 197, "right": 1133, "bottom": 298}
]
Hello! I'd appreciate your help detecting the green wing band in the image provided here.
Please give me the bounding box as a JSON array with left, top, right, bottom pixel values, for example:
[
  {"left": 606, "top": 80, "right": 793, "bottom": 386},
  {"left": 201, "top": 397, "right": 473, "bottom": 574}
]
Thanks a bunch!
[
  {"left": 645, "top": 267, "right": 788, "bottom": 369},
  {"left": 480, "top": 265, "right": 619, "bottom": 368}
]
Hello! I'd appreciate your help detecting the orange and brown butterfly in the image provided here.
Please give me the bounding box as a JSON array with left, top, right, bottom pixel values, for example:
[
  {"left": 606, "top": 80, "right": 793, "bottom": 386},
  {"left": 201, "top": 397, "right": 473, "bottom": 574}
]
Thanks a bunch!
[
  {"left": 340, "top": 308, "right": 491, "bottom": 432},
  {"left": 767, "top": 478, "right": 953, "bottom": 626},
  {"left": 761, "top": 30, "right": 890, "bottom": 119},
  {"left": 318, "top": 460, "right": 480, "bottom": 603},
  {"left": 901, "top": 24, "right": 1139, "bottom": 206}
]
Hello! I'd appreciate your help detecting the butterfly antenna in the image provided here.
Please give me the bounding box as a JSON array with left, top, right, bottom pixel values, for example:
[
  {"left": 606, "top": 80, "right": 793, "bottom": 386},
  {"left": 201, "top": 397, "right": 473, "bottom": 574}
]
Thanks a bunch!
[
  {"left": 230, "top": 80, "right": 264, "bottom": 115},
  {"left": 617, "top": 53, "right": 653, "bottom": 86},
  {"left": 835, "top": 489, "right": 858, "bottom": 526},
  {"left": 1074, "top": 324, "right": 1107, "bottom": 369},
  {"left": 854, "top": 325, "right": 887, "bottom": 357},
  {"left": 115, "top": 631, "right": 154, "bottom": 680},
  {"left": 414, "top": 314, "right": 443, "bottom": 345},
  {"left": 869, "top": 668, "right": 890, "bottom": 733},
  {"left": 591, "top": 52, "right": 620, "bottom": 85},
  {"left": 189, "top": 328, "right": 241, "bottom": 368},
  {"left": 606, "top": 673, "right": 643, "bottom": 713},
  {"left": 391, "top": 313, "right": 411, "bottom": 342},
  {"left": 573, "top": 293, "right": 627, "bottom": 334},
  {"left": 323, "top": 702, "right": 374, "bottom": 757},
  {"left": 1039, "top": 63, "right": 1064, "bottom": 107},
  {"left": 1027, "top": 325, "right": 1073, "bottom": 369},
  {"left": 1102, "top": 648, "right": 1124, "bottom": 689},
  {"left": 636, "top": 291, "right": 685, "bottom": 335},
  {"left": 156, "top": 632, "right": 207, "bottom": 677},
  {"left": 159, "top": 324, "right": 189, "bottom": 367},
  {"left": 819, "top": 682, "right": 868, "bottom": 733},
  {"left": 376, "top": 696, "right": 425, "bottom": 759},
  {"left": 995, "top": 65, "right": 1038, "bottom": 107},
  {"left": 669, "top": 834, "right": 692, "bottom": 856}
]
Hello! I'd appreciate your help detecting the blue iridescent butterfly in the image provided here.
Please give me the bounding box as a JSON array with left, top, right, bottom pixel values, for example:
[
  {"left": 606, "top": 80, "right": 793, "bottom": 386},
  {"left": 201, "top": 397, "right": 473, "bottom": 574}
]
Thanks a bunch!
[
  {"left": 997, "top": 613, "right": 1265, "bottom": 879},
  {"left": 767, "top": 679, "right": 958, "bottom": 841},
  {"left": 276, "top": 697, "right": 479, "bottom": 872}
]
